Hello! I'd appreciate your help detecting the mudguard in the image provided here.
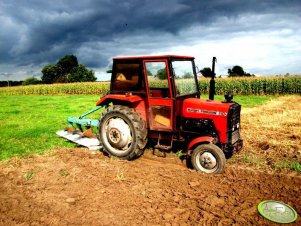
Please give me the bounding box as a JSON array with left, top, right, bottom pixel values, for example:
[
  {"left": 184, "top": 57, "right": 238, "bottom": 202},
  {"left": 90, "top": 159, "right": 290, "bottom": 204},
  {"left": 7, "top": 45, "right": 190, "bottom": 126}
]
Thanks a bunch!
[
  {"left": 96, "top": 94, "right": 143, "bottom": 106},
  {"left": 187, "top": 136, "right": 214, "bottom": 151}
]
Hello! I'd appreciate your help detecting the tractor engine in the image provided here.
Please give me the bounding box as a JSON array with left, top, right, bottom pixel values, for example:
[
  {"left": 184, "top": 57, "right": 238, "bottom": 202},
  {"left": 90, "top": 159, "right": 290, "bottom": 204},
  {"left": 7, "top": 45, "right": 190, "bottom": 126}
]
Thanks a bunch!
[{"left": 181, "top": 98, "right": 243, "bottom": 156}]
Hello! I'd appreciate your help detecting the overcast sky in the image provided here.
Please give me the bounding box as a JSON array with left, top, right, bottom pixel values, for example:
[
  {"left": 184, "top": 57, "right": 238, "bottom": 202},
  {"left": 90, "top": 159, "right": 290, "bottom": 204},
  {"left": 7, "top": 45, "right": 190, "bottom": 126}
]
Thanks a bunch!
[{"left": 0, "top": 0, "right": 300, "bottom": 81}]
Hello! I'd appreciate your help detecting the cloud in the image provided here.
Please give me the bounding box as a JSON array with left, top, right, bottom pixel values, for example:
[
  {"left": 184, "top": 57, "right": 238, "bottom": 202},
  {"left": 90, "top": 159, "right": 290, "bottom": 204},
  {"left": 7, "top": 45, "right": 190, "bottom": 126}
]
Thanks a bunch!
[{"left": 0, "top": 0, "right": 300, "bottom": 80}]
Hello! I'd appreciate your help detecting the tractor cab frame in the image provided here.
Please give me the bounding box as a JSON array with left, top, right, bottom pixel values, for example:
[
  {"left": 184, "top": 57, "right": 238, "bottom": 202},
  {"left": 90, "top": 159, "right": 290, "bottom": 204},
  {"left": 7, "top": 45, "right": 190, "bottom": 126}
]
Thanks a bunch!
[{"left": 109, "top": 56, "right": 201, "bottom": 133}]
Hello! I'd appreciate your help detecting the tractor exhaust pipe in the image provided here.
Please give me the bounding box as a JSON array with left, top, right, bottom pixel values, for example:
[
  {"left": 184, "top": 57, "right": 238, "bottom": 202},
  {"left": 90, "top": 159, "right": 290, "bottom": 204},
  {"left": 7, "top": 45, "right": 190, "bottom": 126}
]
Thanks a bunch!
[{"left": 209, "top": 57, "right": 217, "bottom": 100}]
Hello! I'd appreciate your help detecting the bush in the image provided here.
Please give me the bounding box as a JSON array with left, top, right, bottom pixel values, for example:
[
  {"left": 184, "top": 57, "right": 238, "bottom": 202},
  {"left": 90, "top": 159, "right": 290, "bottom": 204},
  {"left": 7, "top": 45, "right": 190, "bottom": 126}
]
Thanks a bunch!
[{"left": 22, "top": 77, "right": 41, "bottom": 86}]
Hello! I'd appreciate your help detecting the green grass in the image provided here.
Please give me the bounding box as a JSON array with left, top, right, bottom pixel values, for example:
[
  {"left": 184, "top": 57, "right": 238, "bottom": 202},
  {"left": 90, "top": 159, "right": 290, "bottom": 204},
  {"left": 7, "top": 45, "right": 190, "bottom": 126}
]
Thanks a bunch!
[
  {"left": 23, "top": 170, "right": 34, "bottom": 181},
  {"left": 0, "top": 95, "right": 102, "bottom": 160},
  {"left": 0, "top": 94, "right": 274, "bottom": 161},
  {"left": 200, "top": 94, "right": 275, "bottom": 108},
  {"left": 273, "top": 161, "right": 301, "bottom": 172}
]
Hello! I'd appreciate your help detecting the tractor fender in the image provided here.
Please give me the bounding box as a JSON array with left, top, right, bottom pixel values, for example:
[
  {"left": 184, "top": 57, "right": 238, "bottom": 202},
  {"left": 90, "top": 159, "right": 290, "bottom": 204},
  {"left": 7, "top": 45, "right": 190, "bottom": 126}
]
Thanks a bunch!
[
  {"left": 96, "top": 94, "right": 143, "bottom": 106},
  {"left": 187, "top": 136, "right": 214, "bottom": 152}
]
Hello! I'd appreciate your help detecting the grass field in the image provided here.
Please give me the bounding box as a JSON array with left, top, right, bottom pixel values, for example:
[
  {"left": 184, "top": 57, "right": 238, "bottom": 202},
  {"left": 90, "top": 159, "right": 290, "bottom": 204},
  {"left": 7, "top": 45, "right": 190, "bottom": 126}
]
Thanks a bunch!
[
  {"left": 0, "top": 95, "right": 274, "bottom": 161},
  {"left": 0, "top": 95, "right": 102, "bottom": 160}
]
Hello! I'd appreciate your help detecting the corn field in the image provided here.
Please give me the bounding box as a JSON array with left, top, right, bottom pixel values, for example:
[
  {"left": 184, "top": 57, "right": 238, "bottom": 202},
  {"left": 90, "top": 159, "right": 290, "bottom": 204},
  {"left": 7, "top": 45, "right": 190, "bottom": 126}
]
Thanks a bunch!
[
  {"left": 0, "top": 82, "right": 108, "bottom": 95},
  {"left": 0, "top": 76, "right": 300, "bottom": 96}
]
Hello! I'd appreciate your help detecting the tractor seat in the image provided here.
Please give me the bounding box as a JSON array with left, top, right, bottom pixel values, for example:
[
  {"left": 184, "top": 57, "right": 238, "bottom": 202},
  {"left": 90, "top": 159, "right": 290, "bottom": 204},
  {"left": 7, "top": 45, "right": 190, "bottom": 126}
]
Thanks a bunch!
[{"left": 154, "top": 114, "right": 170, "bottom": 127}]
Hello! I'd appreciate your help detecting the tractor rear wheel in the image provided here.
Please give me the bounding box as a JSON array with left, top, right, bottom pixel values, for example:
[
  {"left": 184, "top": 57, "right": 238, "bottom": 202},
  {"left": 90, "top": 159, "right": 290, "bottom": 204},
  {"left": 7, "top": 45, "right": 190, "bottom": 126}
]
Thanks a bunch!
[
  {"left": 98, "top": 105, "right": 147, "bottom": 160},
  {"left": 191, "top": 143, "right": 226, "bottom": 174}
]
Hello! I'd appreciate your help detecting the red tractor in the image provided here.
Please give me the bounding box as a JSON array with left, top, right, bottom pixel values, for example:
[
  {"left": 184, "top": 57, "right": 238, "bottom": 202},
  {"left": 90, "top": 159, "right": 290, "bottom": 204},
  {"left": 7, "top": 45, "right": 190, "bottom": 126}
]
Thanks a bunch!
[{"left": 57, "top": 55, "right": 243, "bottom": 174}]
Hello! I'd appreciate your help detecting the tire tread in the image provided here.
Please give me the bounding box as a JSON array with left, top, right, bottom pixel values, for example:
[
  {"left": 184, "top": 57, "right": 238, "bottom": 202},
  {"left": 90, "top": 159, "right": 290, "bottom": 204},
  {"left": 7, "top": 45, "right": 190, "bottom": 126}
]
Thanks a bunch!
[{"left": 98, "top": 105, "right": 147, "bottom": 160}]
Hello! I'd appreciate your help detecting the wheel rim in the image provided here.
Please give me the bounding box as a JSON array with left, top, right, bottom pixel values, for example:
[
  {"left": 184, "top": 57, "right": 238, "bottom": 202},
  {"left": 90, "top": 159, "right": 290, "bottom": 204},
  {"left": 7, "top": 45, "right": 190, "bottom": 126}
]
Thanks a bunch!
[
  {"left": 102, "top": 117, "right": 132, "bottom": 153},
  {"left": 195, "top": 151, "right": 218, "bottom": 173}
]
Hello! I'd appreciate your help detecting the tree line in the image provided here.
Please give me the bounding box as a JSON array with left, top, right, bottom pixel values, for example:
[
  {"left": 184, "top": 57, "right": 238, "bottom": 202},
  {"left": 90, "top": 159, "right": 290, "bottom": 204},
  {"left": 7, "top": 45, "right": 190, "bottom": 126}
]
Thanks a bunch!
[
  {"left": 21, "top": 55, "right": 96, "bottom": 85},
  {"left": 2, "top": 57, "right": 256, "bottom": 87},
  {"left": 149, "top": 65, "right": 255, "bottom": 81},
  {"left": 200, "top": 65, "right": 255, "bottom": 77}
]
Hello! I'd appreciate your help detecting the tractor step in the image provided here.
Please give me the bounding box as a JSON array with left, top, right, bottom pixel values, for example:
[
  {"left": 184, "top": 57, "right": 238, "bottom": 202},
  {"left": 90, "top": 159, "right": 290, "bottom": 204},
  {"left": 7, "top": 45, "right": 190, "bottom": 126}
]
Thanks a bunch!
[
  {"left": 154, "top": 144, "right": 172, "bottom": 150},
  {"left": 56, "top": 130, "right": 102, "bottom": 151},
  {"left": 154, "top": 133, "right": 173, "bottom": 150}
]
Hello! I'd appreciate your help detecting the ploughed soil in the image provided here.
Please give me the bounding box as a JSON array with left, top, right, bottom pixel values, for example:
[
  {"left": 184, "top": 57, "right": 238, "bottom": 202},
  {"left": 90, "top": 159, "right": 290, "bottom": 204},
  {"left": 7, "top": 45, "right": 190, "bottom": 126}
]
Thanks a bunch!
[
  {"left": 0, "top": 96, "right": 300, "bottom": 225},
  {"left": 0, "top": 149, "right": 300, "bottom": 225}
]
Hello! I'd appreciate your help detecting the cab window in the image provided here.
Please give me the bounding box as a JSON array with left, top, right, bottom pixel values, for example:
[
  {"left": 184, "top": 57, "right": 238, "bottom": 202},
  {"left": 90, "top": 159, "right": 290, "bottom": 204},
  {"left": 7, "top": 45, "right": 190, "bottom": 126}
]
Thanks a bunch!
[
  {"left": 111, "top": 63, "right": 143, "bottom": 92},
  {"left": 145, "top": 61, "right": 170, "bottom": 98}
]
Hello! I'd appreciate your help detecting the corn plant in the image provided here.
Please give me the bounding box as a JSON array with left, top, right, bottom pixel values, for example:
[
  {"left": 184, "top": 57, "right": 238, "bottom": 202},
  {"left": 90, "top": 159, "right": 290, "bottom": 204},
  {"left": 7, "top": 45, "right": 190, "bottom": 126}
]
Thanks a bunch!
[{"left": 0, "top": 76, "right": 300, "bottom": 96}]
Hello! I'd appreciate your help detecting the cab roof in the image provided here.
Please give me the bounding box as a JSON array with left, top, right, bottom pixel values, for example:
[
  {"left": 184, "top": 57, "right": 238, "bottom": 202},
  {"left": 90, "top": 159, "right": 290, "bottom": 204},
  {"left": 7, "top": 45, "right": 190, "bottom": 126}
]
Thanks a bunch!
[{"left": 113, "top": 55, "right": 194, "bottom": 60}]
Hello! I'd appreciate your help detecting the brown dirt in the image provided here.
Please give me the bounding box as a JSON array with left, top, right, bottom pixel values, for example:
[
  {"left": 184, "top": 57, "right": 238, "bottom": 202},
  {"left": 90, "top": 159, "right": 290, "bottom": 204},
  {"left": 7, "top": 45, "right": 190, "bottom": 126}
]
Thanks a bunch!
[
  {"left": 0, "top": 148, "right": 300, "bottom": 225},
  {"left": 0, "top": 95, "right": 300, "bottom": 225}
]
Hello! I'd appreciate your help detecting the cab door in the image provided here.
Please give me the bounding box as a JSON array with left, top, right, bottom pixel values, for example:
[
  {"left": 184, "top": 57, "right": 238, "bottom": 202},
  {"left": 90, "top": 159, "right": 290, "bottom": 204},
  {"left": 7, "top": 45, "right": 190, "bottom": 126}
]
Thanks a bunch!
[{"left": 143, "top": 60, "right": 174, "bottom": 131}]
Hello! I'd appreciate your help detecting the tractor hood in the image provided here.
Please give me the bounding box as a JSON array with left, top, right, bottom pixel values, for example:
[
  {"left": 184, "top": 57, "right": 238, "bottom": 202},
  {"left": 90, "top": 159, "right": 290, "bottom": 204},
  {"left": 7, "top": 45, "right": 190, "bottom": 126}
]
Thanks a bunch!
[{"left": 182, "top": 98, "right": 233, "bottom": 119}]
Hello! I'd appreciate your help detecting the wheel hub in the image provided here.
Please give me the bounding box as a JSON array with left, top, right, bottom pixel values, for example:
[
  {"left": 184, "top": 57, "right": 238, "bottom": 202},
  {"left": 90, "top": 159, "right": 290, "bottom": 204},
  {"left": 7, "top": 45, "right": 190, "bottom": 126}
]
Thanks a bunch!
[
  {"left": 105, "top": 118, "right": 131, "bottom": 149},
  {"left": 199, "top": 152, "right": 217, "bottom": 170},
  {"left": 108, "top": 128, "right": 121, "bottom": 144}
]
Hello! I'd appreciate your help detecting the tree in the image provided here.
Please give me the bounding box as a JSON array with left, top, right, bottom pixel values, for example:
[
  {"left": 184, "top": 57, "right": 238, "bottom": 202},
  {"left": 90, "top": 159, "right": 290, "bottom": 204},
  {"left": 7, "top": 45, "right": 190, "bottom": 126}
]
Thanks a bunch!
[
  {"left": 41, "top": 64, "right": 57, "bottom": 84},
  {"left": 57, "top": 55, "right": 78, "bottom": 75},
  {"left": 146, "top": 69, "right": 153, "bottom": 76},
  {"left": 156, "top": 68, "right": 167, "bottom": 80},
  {"left": 41, "top": 55, "right": 96, "bottom": 83},
  {"left": 22, "top": 77, "right": 41, "bottom": 85},
  {"left": 183, "top": 72, "right": 193, "bottom": 79},
  {"left": 228, "top": 65, "right": 245, "bottom": 77},
  {"left": 200, "top": 67, "right": 213, "bottom": 77},
  {"left": 228, "top": 65, "right": 255, "bottom": 77},
  {"left": 68, "top": 64, "right": 96, "bottom": 82}
]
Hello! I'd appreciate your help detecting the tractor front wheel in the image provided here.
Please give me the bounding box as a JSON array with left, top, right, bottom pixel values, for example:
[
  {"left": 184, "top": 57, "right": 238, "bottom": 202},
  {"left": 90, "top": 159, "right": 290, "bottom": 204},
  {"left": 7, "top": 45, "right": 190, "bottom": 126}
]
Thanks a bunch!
[
  {"left": 191, "top": 143, "right": 226, "bottom": 174},
  {"left": 99, "top": 105, "right": 147, "bottom": 160}
]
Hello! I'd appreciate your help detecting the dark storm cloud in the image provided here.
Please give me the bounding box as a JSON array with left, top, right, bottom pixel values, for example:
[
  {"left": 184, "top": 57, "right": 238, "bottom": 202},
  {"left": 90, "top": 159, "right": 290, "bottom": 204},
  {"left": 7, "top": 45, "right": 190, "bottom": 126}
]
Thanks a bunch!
[{"left": 0, "top": 0, "right": 300, "bottom": 79}]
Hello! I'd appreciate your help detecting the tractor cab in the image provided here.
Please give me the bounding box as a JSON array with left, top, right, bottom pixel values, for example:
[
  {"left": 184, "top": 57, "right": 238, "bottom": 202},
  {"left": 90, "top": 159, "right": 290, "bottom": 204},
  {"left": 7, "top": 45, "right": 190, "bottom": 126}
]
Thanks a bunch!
[{"left": 110, "top": 55, "right": 199, "bottom": 132}]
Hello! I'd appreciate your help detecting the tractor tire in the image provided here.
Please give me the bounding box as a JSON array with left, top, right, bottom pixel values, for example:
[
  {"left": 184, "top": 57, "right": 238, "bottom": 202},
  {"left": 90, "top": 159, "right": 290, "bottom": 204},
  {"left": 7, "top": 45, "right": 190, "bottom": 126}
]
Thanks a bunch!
[
  {"left": 191, "top": 143, "right": 226, "bottom": 174},
  {"left": 98, "top": 105, "right": 147, "bottom": 160}
]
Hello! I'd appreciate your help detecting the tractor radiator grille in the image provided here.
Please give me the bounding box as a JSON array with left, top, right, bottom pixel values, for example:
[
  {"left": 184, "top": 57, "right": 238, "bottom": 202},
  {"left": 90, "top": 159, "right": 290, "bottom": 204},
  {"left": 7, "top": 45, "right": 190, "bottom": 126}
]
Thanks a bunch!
[
  {"left": 231, "top": 130, "right": 240, "bottom": 144},
  {"left": 227, "top": 103, "right": 241, "bottom": 144},
  {"left": 231, "top": 106, "right": 240, "bottom": 127}
]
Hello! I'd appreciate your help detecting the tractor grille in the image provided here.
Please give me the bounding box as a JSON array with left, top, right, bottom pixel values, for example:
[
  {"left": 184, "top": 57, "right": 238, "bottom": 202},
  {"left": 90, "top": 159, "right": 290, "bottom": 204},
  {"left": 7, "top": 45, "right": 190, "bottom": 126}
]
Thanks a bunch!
[
  {"left": 227, "top": 103, "right": 241, "bottom": 144},
  {"left": 231, "top": 130, "right": 240, "bottom": 144}
]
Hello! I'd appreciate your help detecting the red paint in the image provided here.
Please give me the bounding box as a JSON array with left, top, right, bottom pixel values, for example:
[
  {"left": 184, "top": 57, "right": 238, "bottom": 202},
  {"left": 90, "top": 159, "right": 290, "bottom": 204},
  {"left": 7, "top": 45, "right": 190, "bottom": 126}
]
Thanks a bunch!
[
  {"left": 187, "top": 136, "right": 214, "bottom": 150},
  {"left": 113, "top": 55, "right": 194, "bottom": 60},
  {"left": 96, "top": 94, "right": 143, "bottom": 106},
  {"left": 143, "top": 59, "right": 174, "bottom": 130},
  {"left": 95, "top": 94, "right": 148, "bottom": 127},
  {"left": 182, "top": 98, "right": 233, "bottom": 143},
  {"left": 132, "top": 100, "right": 148, "bottom": 127}
]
